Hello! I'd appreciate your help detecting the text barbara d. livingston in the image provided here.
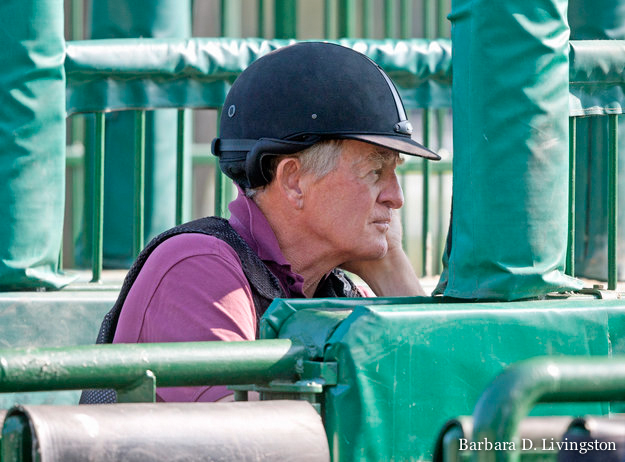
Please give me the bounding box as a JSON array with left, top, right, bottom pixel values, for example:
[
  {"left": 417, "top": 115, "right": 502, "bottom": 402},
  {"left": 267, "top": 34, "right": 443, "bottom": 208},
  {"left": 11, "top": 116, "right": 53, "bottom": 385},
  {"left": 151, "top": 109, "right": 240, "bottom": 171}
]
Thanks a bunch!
[{"left": 459, "top": 438, "right": 616, "bottom": 455}]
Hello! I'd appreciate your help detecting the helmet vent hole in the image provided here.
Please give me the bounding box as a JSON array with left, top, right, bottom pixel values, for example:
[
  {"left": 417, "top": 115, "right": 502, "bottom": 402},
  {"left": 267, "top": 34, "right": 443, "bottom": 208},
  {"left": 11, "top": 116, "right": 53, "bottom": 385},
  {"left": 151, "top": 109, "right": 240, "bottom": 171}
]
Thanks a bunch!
[{"left": 228, "top": 105, "right": 236, "bottom": 117}]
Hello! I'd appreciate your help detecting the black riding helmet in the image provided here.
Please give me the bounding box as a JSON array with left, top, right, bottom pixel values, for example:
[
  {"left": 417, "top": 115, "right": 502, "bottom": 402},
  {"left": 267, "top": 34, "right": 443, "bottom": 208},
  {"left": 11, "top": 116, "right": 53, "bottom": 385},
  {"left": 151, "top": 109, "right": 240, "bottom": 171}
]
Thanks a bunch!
[{"left": 211, "top": 41, "right": 440, "bottom": 189}]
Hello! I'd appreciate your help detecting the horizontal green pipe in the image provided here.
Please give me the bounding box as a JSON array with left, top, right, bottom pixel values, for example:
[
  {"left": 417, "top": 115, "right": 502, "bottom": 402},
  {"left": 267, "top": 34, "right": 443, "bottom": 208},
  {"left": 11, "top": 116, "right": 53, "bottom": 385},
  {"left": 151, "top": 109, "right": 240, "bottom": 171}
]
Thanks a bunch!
[
  {"left": 472, "top": 356, "right": 625, "bottom": 462},
  {"left": 0, "top": 339, "right": 305, "bottom": 393}
]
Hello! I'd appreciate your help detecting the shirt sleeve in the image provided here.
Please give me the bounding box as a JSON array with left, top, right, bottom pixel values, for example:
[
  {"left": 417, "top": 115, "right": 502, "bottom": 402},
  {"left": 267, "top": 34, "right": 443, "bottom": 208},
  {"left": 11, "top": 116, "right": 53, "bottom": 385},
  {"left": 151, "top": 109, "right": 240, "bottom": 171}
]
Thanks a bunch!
[{"left": 113, "top": 233, "right": 256, "bottom": 402}]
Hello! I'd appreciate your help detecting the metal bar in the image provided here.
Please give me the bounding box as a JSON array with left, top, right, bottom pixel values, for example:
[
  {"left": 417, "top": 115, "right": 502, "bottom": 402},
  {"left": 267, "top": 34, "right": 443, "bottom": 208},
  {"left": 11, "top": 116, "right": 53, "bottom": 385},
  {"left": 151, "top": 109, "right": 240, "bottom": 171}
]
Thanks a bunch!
[
  {"left": 362, "top": 0, "right": 374, "bottom": 38},
  {"left": 134, "top": 110, "right": 146, "bottom": 257},
  {"left": 472, "top": 356, "right": 625, "bottom": 462},
  {"left": 400, "top": 0, "right": 412, "bottom": 39},
  {"left": 257, "top": 0, "right": 265, "bottom": 37},
  {"left": 338, "top": 0, "right": 357, "bottom": 38},
  {"left": 608, "top": 114, "right": 619, "bottom": 290},
  {"left": 221, "top": 0, "right": 242, "bottom": 37},
  {"left": 436, "top": 171, "right": 445, "bottom": 275},
  {"left": 0, "top": 340, "right": 305, "bottom": 393},
  {"left": 422, "top": 109, "right": 432, "bottom": 275},
  {"left": 438, "top": 0, "right": 449, "bottom": 37},
  {"left": 566, "top": 116, "right": 576, "bottom": 277},
  {"left": 214, "top": 107, "right": 231, "bottom": 218},
  {"left": 91, "top": 112, "right": 105, "bottom": 283},
  {"left": 384, "top": 0, "right": 395, "bottom": 38},
  {"left": 423, "top": 0, "right": 434, "bottom": 39},
  {"left": 275, "top": 0, "right": 297, "bottom": 39},
  {"left": 176, "top": 109, "right": 186, "bottom": 225},
  {"left": 324, "top": 0, "right": 337, "bottom": 39}
]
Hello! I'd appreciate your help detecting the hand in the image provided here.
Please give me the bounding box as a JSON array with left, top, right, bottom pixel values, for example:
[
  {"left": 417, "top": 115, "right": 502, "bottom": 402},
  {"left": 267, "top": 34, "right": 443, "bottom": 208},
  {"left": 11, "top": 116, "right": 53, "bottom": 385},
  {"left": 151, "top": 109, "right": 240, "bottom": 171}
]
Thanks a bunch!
[{"left": 341, "top": 210, "right": 426, "bottom": 297}]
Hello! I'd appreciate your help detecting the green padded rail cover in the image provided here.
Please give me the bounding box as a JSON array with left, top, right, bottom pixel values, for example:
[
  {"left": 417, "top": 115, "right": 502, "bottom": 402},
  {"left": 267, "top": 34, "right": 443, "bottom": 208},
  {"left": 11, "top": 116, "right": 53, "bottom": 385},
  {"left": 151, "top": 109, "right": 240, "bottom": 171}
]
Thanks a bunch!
[
  {"left": 0, "top": 0, "right": 70, "bottom": 290},
  {"left": 65, "top": 38, "right": 453, "bottom": 114},
  {"left": 436, "top": 0, "right": 581, "bottom": 299},
  {"left": 263, "top": 297, "right": 625, "bottom": 461}
]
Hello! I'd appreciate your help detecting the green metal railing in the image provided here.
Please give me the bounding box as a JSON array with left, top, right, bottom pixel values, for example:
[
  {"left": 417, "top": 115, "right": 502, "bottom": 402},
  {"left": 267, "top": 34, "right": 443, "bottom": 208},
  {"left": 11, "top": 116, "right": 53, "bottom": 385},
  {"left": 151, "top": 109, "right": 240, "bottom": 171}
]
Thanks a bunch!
[
  {"left": 470, "top": 356, "right": 625, "bottom": 462},
  {"left": 566, "top": 114, "right": 620, "bottom": 290},
  {"left": 0, "top": 339, "right": 305, "bottom": 403}
]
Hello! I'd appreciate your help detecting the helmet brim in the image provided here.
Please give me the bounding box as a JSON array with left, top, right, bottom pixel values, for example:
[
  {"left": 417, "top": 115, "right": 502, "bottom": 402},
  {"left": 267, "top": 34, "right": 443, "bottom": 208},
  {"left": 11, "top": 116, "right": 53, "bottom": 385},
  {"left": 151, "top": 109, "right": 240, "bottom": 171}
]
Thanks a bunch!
[{"left": 339, "top": 134, "right": 441, "bottom": 161}]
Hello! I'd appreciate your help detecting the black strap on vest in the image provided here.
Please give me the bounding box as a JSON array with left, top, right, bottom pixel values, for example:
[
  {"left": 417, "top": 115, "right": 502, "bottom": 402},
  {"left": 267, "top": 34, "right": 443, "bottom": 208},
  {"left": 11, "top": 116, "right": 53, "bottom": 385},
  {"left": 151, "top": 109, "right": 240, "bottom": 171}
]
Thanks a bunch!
[{"left": 80, "top": 216, "right": 360, "bottom": 404}]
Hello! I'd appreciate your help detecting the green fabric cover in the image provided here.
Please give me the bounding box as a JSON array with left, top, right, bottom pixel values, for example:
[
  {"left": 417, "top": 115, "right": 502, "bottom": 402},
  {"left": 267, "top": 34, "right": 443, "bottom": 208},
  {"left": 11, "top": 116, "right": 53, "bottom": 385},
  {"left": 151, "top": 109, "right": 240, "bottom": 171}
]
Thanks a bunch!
[
  {"left": 0, "top": 0, "right": 71, "bottom": 289},
  {"left": 437, "top": 0, "right": 581, "bottom": 299},
  {"left": 78, "top": 0, "right": 191, "bottom": 268},
  {"left": 65, "top": 38, "right": 453, "bottom": 114},
  {"left": 569, "top": 0, "right": 625, "bottom": 281},
  {"left": 263, "top": 297, "right": 625, "bottom": 461}
]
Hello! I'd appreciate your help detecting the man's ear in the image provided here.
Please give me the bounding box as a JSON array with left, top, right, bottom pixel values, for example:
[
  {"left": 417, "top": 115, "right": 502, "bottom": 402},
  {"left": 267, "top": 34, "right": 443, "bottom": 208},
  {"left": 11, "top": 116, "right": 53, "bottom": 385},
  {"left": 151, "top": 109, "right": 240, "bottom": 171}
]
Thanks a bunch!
[{"left": 274, "top": 157, "right": 304, "bottom": 209}]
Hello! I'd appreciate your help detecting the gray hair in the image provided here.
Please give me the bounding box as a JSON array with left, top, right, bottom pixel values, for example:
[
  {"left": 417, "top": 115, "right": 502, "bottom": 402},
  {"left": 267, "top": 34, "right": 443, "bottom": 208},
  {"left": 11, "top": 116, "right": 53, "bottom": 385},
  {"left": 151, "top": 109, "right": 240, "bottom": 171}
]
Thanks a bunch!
[{"left": 244, "top": 139, "right": 344, "bottom": 198}]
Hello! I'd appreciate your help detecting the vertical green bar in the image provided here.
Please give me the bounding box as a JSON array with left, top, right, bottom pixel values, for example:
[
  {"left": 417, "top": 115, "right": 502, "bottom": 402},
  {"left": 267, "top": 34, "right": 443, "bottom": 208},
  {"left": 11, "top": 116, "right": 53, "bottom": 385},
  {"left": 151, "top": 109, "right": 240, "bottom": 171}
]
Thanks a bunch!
[
  {"left": 221, "top": 0, "right": 242, "bottom": 37},
  {"left": 400, "top": 0, "right": 412, "bottom": 38},
  {"left": 437, "top": 0, "right": 449, "bottom": 37},
  {"left": 423, "top": 0, "right": 434, "bottom": 38},
  {"left": 275, "top": 0, "right": 297, "bottom": 38},
  {"left": 176, "top": 109, "right": 186, "bottom": 226},
  {"left": 134, "top": 110, "right": 146, "bottom": 257},
  {"left": 436, "top": 170, "right": 445, "bottom": 275},
  {"left": 258, "top": 0, "right": 265, "bottom": 37},
  {"left": 214, "top": 107, "right": 230, "bottom": 218},
  {"left": 363, "top": 0, "right": 374, "bottom": 38},
  {"left": 608, "top": 114, "right": 619, "bottom": 290},
  {"left": 384, "top": 0, "right": 395, "bottom": 38},
  {"left": 338, "top": 0, "right": 357, "bottom": 37},
  {"left": 324, "top": 0, "right": 335, "bottom": 38},
  {"left": 91, "top": 113, "right": 105, "bottom": 283},
  {"left": 422, "top": 109, "right": 432, "bottom": 275},
  {"left": 566, "top": 117, "right": 576, "bottom": 277}
]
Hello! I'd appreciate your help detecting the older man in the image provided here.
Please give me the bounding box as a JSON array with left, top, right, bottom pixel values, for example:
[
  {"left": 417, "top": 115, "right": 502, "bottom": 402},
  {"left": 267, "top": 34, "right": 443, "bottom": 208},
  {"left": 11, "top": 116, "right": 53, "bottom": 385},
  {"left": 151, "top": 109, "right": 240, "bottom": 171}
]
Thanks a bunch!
[{"left": 81, "top": 41, "right": 439, "bottom": 404}]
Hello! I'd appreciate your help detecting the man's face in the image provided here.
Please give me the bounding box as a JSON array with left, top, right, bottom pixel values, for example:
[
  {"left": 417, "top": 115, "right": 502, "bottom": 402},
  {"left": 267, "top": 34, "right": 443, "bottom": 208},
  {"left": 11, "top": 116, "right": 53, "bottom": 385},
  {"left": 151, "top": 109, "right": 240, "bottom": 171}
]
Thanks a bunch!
[{"left": 301, "top": 139, "right": 404, "bottom": 263}]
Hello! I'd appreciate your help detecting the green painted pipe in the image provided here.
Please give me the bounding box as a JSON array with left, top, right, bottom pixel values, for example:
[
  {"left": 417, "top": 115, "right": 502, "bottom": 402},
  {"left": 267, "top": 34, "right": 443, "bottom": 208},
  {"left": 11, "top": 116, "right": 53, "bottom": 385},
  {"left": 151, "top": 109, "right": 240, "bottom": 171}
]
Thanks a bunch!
[
  {"left": 471, "top": 356, "right": 625, "bottom": 462},
  {"left": 0, "top": 339, "right": 305, "bottom": 393}
]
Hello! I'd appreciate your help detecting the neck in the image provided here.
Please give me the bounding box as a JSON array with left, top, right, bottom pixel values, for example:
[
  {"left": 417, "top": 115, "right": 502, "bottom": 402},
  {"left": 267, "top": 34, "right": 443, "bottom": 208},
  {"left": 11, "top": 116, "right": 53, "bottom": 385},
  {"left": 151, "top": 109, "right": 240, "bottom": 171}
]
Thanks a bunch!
[{"left": 253, "top": 194, "right": 343, "bottom": 298}]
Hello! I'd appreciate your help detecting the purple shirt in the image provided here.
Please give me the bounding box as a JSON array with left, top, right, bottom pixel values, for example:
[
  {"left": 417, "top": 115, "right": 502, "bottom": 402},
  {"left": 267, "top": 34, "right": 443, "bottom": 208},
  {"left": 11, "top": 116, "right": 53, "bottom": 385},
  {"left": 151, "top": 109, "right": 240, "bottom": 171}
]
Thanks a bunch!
[{"left": 113, "top": 189, "right": 308, "bottom": 402}]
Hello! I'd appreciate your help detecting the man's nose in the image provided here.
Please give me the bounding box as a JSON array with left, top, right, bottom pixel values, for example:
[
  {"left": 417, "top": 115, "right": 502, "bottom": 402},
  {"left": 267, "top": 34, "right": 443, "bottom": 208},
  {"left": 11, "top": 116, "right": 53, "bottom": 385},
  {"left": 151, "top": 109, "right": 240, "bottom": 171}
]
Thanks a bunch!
[{"left": 379, "top": 172, "right": 404, "bottom": 209}]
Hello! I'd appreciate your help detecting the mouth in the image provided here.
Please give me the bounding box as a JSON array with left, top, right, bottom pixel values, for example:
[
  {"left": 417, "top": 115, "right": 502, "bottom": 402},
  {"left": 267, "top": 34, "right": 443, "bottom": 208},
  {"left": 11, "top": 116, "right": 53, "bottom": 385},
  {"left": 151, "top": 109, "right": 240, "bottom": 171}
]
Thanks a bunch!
[{"left": 372, "top": 219, "right": 391, "bottom": 232}]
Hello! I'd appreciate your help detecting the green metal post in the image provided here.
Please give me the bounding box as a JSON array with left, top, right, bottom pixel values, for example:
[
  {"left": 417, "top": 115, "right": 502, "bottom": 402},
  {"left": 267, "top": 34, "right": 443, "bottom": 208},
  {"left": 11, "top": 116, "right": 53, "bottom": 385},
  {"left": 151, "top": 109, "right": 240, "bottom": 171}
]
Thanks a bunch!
[
  {"left": 134, "top": 110, "right": 146, "bottom": 257},
  {"left": 338, "top": 0, "right": 357, "bottom": 38},
  {"left": 400, "top": 0, "right": 412, "bottom": 38},
  {"left": 608, "top": 114, "right": 619, "bottom": 289},
  {"left": 258, "top": 0, "right": 265, "bottom": 37},
  {"left": 91, "top": 112, "right": 105, "bottom": 283},
  {"left": 422, "top": 109, "right": 432, "bottom": 275},
  {"left": 363, "top": 0, "right": 374, "bottom": 38},
  {"left": 0, "top": 340, "right": 305, "bottom": 395},
  {"left": 436, "top": 171, "right": 445, "bottom": 275},
  {"left": 438, "top": 0, "right": 449, "bottom": 37},
  {"left": 175, "top": 109, "right": 186, "bottom": 225},
  {"left": 423, "top": 0, "right": 434, "bottom": 39},
  {"left": 384, "top": 0, "right": 396, "bottom": 38},
  {"left": 275, "top": 0, "right": 297, "bottom": 38},
  {"left": 324, "top": 0, "right": 337, "bottom": 39},
  {"left": 567, "top": 117, "right": 576, "bottom": 277},
  {"left": 214, "top": 107, "right": 232, "bottom": 218},
  {"left": 472, "top": 356, "right": 625, "bottom": 462},
  {"left": 221, "top": 0, "right": 242, "bottom": 37}
]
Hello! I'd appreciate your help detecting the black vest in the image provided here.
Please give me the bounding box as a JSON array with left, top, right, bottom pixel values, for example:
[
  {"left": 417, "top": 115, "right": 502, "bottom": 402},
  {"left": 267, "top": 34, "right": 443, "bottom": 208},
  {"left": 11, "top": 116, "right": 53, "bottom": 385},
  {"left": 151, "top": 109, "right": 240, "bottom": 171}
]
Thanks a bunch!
[{"left": 80, "top": 216, "right": 360, "bottom": 404}]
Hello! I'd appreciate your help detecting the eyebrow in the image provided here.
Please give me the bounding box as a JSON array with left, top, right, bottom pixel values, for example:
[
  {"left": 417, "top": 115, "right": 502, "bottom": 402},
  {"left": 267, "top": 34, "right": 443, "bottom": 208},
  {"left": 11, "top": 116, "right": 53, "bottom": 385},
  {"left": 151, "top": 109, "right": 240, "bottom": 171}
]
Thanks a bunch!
[{"left": 371, "top": 148, "right": 404, "bottom": 166}]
